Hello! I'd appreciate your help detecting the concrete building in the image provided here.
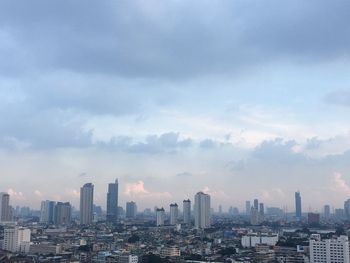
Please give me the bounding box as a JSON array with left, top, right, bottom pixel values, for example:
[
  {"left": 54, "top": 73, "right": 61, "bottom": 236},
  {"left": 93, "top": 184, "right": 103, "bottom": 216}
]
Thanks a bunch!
[
  {"left": 169, "top": 203, "right": 178, "bottom": 225},
  {"left": 194, "top": 192, "right": 211, "bottom": 229},
  {"left": 160, "top": 246, "right": 180, "bottom": 258},
  {"left": 0, "top": 192, "right": 11, "bottom": 222},
  {"left": 259, "top": 203, "right": 265, "bottom": 219},
  {"left": 3, "top": 227, "right": 31, "bottom": 253},
  {"left": 295, "top": 191, "right": 302, "bottom": 220},
  {"left": 245, "top": 201, "right": 251, "bottom": 215},
  {"left": 126, "top": 201, "right": 137, "bottom": 219},
  {"left": 80, "top": 183, "right": 94, "bottom": 225},
  {"left": 183, "top": 199, "right": 191, "bottom": 225},
  {"left": 324, "top": 205, "right": 331, "bottom": 219},
  {"left": 250, "top": 207, "right": 259, "bottom": 225},
  {"left": 156, "top": 207, "right": 165, "bottom": 226},
  {"left": 308, "top": 212, "right": 320, "bottom": 225},
  {"left": 40, "top": 200, "right": 56, "bottom": 224},
  {"left": 253, "top": 199, "right": 259, "bottom": 210},
  {"left": 118, "top": 254, "right": 138, "bottom": 263},
  {"left": 241, "top": 233, "right": 279, "bottom": 248},
  {"left": 310, "top": 234, "right": 349, "bottom": 263},
  {"left": 54, "top": 202, "right": 71, "bottom": 225},
  {"left": 106, "top": 179, "right": 118, "bottom": 222}
]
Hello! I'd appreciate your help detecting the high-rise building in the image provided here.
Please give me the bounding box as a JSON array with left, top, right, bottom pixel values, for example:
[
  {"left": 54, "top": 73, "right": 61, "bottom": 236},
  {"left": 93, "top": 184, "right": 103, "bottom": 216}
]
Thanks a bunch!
[
  {"left": 324, "top": 205, "right": 331, "bottom": 219},
  {"left": 310, "top": 234, "right": 349, "bottom": 263},
  {"left": 194, "top": 192, "right": 211, "bottom": 229},
  {"left": 106, "top": 179, "right": 118, "bottom": 222},
  {"left": 259, "top": 203, "right": 264, "bottom": 219},
  {"left": 54, "top": 202, "right": 72, "bottom": 225},
  {"left": 344, "top": 199, "right": 350, "bottom": 220},
  {"left": 40, "top": 200, "right": 56, "bottom": 224},
  {"left": 80, "top": 183, "right": 94, "bottom": 225},
  {"left": 250, "top": 207, "right": 259, "bottom": 225},
  {"left": 126, "top": 201, "right": 137, "bottom": 219},
  {"left": 295, "top": 191, "right": 302, "bottom": 220},
  {"left": 183, "top": 199, "right": 191, "bottom": 225},
  {"left": 3, "top": 227, "right": 31, "bottom": 253},
  {"left": 245, "top": 201, "right": 251, "bottom": 215},
  {"left": 218, "top": 205, "right": 223, "bottom": 215},
  {"left": 253, "top": 199, "right": 259, "bottom": 210},
  {"left": 170, "top": 203, "right": 178, "bottom": 225},
  {"left": 156, "top": 208, "right": 165, "bottom": 226},
  {"left": 0, "top": 192, "right": 11, "bottom": 222}
]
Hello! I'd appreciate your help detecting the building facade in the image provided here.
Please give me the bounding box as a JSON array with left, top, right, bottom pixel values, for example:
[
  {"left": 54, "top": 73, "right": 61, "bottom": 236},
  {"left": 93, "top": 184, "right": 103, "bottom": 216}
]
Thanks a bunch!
[
  {"left": 194, "top": 192, "right": 211, "bottom": 229},
  {"left": 80, "top": 183, "right": 94, "bottom": 225},
  {"left": 106, "top": 179, "right": 119, "bottom": 222}
]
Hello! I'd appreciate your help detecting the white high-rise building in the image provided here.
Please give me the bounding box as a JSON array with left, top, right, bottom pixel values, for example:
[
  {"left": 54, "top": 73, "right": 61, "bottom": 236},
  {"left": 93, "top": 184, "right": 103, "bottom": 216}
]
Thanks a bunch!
[
  {"left": 169, "top": 203, "right": 178, "bottom": 225},
  {"left": 0, "top": 192, "right": 11, "bottom": 222},
  {"left": 156, "top": 208, "right": 165, "bottom": 226},
  {"left": 310, "top": 234, "right": 350, "bottom": 263},
  {"left": 80, "top": 183, "right": 94, "bottom": 225},
  {"left": 3, "top": 227, "right": 31, "bottom": 252},
  {"left": 183, "top": 199, "right": 191, "bottom": 225},
  {"left": 194, "top": 192, "right": 211, "bottom": 229}
]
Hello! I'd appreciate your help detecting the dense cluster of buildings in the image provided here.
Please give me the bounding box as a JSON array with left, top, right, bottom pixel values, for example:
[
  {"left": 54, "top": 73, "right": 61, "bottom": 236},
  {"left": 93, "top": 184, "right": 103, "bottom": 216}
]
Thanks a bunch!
[{"left": 2, "top": 181, "right": 350, "bottom": 262}]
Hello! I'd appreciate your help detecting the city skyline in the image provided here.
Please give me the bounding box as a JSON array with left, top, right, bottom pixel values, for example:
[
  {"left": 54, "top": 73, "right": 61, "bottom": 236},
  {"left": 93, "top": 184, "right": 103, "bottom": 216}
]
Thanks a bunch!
[{"left": 1, "top": 1, "right": 350, "bottom": 211}]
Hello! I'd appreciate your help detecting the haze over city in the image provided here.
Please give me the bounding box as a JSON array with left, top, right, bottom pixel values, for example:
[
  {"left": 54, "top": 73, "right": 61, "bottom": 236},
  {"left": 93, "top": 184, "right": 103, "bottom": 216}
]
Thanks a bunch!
[{"left": 1, "top": 0, "right": 350, "bottom": 212}]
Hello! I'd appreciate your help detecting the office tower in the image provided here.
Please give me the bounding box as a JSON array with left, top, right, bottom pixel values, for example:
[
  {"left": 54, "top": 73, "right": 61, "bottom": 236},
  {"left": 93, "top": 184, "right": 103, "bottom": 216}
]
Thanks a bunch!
[
  {"left": 170, "top": 203, "right": 178, "bottom": 225},
  {"left": 344, "top": 199, "right": 350, "bottom": 220},
  {"left": 218, "top": 205, "right": 222, "bottom": 215},
  {"left": 253, "top": 199, "right": 259, "bottom": 210},
  {"left": 335, "top": 208, "right": 345, "bottom": 219},
  {"left": 0, "top": 192, "right": 11, "bottom": 222},
  {"left": 310, "top": 234, "right": 349, "bottom": 263},
  {"left": 194, "top": 192, "right": 211, "bottom": 229},
  {"left": 245, "top": 201, "right": 251, "bottom": 215},
  {"left": 259, "top": 203, "right": 264, "bottom": 218},
  {"left": 54, "top": 202, "right": 72, "bottom": 225},
  {"left": 250, "top": 207, "right": 259, "bottom": 225},
  {"left": 324, "top": 205, "right": 331, "bottom": 219},
  {"left": 3, "top": 227, "right": 31, "bottom": 253},
  {"left": 80, "top": 183, "right": 94, "bottom": 225},
  {"left": 106, "top": 179, "right": 118, "bottom": 222},
  {"left": 126, "top": 201, "right": 137, "bottom": 219},
  {"left": 295, "top": 191, "right": 302, "bottom": 220},
  {"left": 183, "top": 199, "right": 191, "bottom": 225},
  {"left": 156, "top": 208, "right": 165, "bottom": 226},
  {"left": 40, "top": 200, "right": 56, "bottom": 224}
]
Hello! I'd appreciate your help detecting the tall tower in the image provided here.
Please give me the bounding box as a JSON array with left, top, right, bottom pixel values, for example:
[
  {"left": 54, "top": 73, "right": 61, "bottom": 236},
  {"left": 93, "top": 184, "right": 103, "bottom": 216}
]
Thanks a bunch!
[
  {"left": 183, "top": 199, "right": 191, "bottom": 225},
  {"left": 156, "top": 207, "right": 165, "bottom": 226},
  {"left": 106, "top": 179, "right": 119, "bottom": 222},
  {"left": 126, "top": 201, "right": 137, "bottom": 219},
  {"left": 295, "top": 191, "right": 302, "bottom": 220},
  {"left": 170, "top": 203, "right": 178, "bottom": 225},
  {"left": 194, "top": 192, "right": 211, "bottom": 229},
  {"left": 80, "top": 183, "right": 94, "bottom": 225},
  {"left": 0, "top": 192, "right": 11, "bottom": 222},
  {"left": 253, "top": 199, "right": 259, "bottom": 210},
  {"left": 245, "top": 201, "right": 251, "bottom": 215}
]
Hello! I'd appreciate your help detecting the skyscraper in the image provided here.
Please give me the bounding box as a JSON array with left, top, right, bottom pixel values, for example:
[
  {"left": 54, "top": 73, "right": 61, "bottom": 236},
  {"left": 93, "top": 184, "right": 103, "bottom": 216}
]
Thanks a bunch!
[
  {"left": 54, "top": 202, "right": 72, "bottom": 225},
  {"left": 253, "top": 199, "right": 259, "bottom": 210},
  {"left": 156, "top": 207, "right": 165, "bottom": 226},
  {"left": 295, "top": 191, "right": 302, "bottom": 220},
  {"left": 80, "top": 183, "right": 94, "bottom": 225},
  {"left": 250, "top": 207, "right": 259, "bottom": 225},
  {"left": 324, "top": 205, "right": 331, "bottom": 219},
  {"left": 0, "top": 192, "right": 11, "bottom": 222},
  {"left": 344, "top": 199, "right": 350, "bottom": 220},
  {"left": 245, "top": 201, "right": 251, "bottom": 215},
  {"left": 194, "top": 192, "right": 211, "bottom": 229},
  {"left": 106, "top": 179, "right": 118, "bottom": 222},
  {"left": 183, "top": 199, "right": 191, "bottom": 225},
  {"left": 40, "top": 200, "right": 56, "bottom": 224},
  {"left": 170, "top": 203, "right": 178, "bottom": 225},
  {"left": 259, "top": 203, "right": 264, "bottom": 219},
  {"left": 126, "top": 201, "right": 137, "bottom": 219}
]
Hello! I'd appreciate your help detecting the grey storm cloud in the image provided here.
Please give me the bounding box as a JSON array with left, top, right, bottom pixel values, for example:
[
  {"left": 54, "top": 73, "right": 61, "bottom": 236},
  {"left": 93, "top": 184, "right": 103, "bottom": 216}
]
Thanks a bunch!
[{"left": 0, "top": 0, "right": 350, "bottom": 79}]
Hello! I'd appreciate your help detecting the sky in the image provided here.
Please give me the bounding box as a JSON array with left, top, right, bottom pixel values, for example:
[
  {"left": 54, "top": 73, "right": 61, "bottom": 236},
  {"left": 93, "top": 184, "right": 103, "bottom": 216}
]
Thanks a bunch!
[{"left": 1, "top": 0, "right": 350, "bottom": 212}]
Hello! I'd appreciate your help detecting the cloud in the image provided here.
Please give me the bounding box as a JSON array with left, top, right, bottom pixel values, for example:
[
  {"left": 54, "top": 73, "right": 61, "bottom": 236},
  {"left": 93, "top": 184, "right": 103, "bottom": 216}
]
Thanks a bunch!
[
  {"left": 199, "top": 139, "right": 217, "bottom": 149},
  {"left": 34, "top": 190, "right": 43, "bottom": 198},
  {"left": 332, "top": 172, "right": 350, "bottom": 195},
  {"left": 7, "top": 188, "right": 24, "bottom": 201},
  {"left": 124, "top": 181, "right": 172, "bottom": 200},
  {"left": 176, "top": 172, "right": 193, "bottom": 177}
]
